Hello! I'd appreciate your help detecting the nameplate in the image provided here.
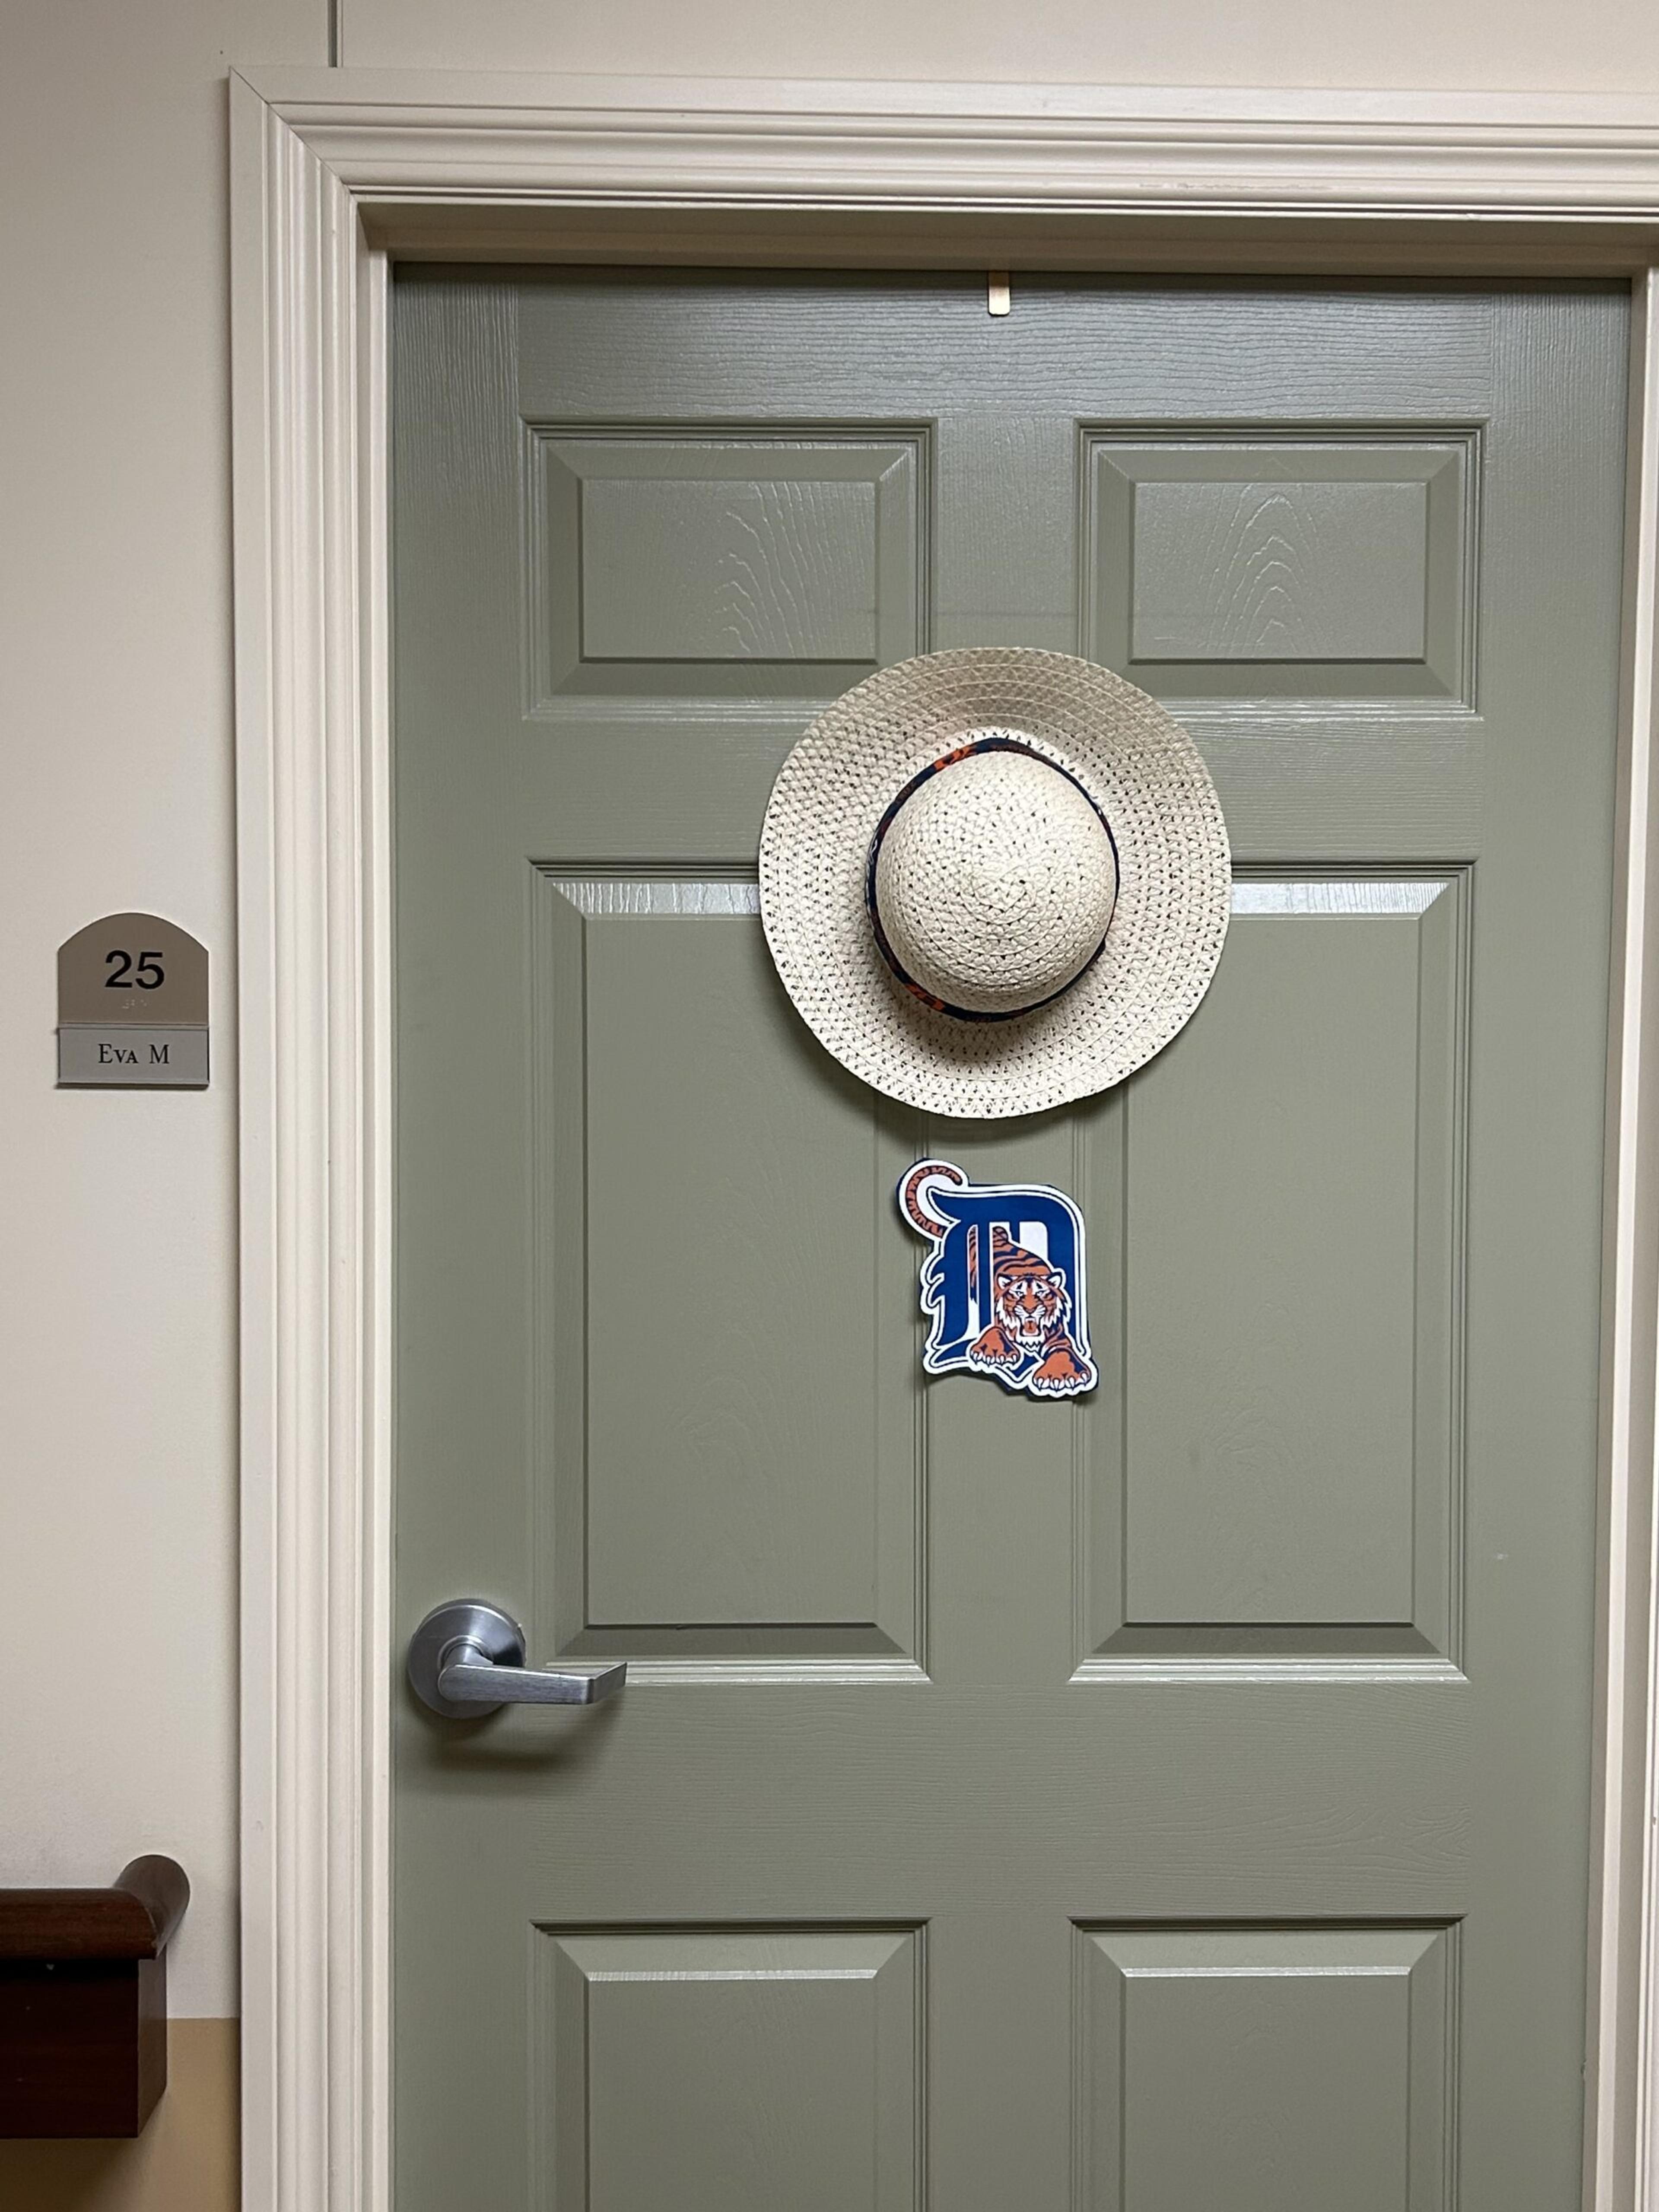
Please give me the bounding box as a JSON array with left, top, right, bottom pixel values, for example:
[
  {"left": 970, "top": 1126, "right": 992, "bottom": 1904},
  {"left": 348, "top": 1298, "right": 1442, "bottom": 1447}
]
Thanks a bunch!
[{"left": 57, "top": 915, "right": 209, "bottom": 1090}]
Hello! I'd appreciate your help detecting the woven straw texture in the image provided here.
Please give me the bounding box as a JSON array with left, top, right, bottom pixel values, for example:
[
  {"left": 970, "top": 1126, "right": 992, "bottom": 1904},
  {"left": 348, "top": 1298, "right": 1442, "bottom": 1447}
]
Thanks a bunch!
[
  {"left": 759, "top": 648, "right": 1231, "bottom": 1118},
  {"left": 873, "top": 745, "right": 1119, "bottom": 1014}
]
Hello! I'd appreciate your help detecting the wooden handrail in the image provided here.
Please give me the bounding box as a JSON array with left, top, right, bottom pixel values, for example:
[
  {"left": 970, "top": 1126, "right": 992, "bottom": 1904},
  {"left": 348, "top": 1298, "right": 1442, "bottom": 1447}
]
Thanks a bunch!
[{"left": 0, "top": 1856, "right": 189, "bottom": 1963}]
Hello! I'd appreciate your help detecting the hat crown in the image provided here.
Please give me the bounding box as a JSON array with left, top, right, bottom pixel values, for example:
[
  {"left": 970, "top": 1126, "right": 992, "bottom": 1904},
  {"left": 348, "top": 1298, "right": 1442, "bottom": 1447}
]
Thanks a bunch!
[{"left": 871, "top": 740, "right": 1118, "bottom": 1017}]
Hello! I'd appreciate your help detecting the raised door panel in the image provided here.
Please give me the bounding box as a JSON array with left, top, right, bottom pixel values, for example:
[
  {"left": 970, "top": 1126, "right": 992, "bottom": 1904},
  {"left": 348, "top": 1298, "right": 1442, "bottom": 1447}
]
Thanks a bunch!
[
  {"left": 533, "top": 873, "right": 925, "bottom": 1670},
  {"left": 1081, "top": 875, "right": 1467, "bottom": 1670},
  {"left": 1077, "top": 1926, "right": 1455, "bottom": 2212},
  {"left": 527, "top": 432, "right": 926, "bottom": 705},
  {"left": 1086, "top": 432, "right": 1477, "bottom": 705},
  {"left": 1133, "top": 480, "right": 1430, "bottom": 660},
  {"left": 536, "top": 1929, "right": 922, "bottom": 2212}
]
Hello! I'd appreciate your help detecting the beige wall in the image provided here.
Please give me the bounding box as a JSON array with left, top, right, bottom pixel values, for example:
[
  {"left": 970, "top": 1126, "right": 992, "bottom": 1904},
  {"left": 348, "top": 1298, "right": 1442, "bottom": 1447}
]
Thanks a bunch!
[
  {"left": 339, "top": 0, "right": 1659, "bottom": 91},
  {"left": 4, "top": 0, "right": 1657, "bottom": 2204},
  {"left": 1, "top": 0, "right": 320, "bottom": 2200},
  {"left": 1, "top": 0, "right": 318, "bottom": 2005}
]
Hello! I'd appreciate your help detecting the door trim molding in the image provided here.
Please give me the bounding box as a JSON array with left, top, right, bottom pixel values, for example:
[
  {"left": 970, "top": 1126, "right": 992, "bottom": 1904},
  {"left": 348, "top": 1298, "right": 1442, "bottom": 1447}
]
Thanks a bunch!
[{"left": 229, "top": 67, "right": 1659, "bottom": 2212}]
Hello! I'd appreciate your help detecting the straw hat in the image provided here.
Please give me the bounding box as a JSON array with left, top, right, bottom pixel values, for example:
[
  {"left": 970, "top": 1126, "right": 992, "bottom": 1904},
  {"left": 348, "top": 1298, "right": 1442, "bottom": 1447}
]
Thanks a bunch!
[{"left": 759, "top": 648, "right": 1230, "bottom": 1119}]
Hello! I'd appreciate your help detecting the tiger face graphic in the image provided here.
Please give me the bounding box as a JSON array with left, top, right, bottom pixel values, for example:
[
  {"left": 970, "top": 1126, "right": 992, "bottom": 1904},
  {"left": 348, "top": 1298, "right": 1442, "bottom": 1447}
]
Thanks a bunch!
[
  {"left": 967, "top": 1227, "right": 1095, "bottom": 1397},
  {"left": 899, "top": 1161, "right": 1096, "bottom": 1400}
]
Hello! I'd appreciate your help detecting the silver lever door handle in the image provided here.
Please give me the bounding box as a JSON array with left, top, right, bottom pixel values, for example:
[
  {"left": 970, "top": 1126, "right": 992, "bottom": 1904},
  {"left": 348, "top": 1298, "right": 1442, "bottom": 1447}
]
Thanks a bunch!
[{"left": 407, "top": 1599, "right": 626, "bottom": 1718}]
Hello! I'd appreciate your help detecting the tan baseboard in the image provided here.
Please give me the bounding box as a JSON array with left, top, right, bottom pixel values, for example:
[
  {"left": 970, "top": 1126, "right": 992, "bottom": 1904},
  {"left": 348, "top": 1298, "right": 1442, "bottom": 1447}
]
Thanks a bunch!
[{"left": 0, "top": 2017, "right": 238, "bottom": 2211}]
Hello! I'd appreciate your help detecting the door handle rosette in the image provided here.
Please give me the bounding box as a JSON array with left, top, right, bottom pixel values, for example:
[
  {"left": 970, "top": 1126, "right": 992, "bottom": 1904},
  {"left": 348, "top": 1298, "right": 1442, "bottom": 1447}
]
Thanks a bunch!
[{"left": 407, "top": 1599, "right": 626, "bottom": 1718}]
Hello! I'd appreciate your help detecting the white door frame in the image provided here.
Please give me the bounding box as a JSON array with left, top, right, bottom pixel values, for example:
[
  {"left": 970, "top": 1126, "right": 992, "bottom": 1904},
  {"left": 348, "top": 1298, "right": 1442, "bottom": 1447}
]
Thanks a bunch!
[{"left": 229, "top": 66, "right": 1659, "bottom": 2212}]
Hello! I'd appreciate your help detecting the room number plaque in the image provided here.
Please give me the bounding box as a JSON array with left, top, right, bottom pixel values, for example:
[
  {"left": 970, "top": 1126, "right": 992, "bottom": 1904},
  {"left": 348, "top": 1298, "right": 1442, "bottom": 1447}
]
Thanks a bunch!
[{"left": 57, "top": 913, "right": 209, "bottom": 1088}]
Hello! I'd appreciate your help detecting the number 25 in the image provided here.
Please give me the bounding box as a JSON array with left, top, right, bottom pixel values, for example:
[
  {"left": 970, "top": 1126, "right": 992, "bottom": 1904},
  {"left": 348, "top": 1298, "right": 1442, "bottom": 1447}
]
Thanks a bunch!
[{"left": 105, "top": 948, "right": 164, "bottom": 990}]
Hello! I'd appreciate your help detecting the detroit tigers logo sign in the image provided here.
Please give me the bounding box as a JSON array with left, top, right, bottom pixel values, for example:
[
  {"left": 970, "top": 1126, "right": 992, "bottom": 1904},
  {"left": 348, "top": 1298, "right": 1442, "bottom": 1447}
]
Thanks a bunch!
[{"left": 899, "top": 1160, "right": 1096, "bottom": 1400}]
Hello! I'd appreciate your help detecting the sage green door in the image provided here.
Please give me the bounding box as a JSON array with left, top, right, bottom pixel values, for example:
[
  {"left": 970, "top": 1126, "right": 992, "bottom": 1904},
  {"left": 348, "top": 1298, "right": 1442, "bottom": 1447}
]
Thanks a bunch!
[{"left": 392, "top": 270, "right": 1627, "bottom": 2212}]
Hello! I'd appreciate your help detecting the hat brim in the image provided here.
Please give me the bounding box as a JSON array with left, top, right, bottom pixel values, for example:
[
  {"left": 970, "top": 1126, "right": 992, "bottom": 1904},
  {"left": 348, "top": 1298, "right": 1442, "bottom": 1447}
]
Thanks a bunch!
[{"left": 758, "top": 648, "right": 1231, "bottom": 1119}]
